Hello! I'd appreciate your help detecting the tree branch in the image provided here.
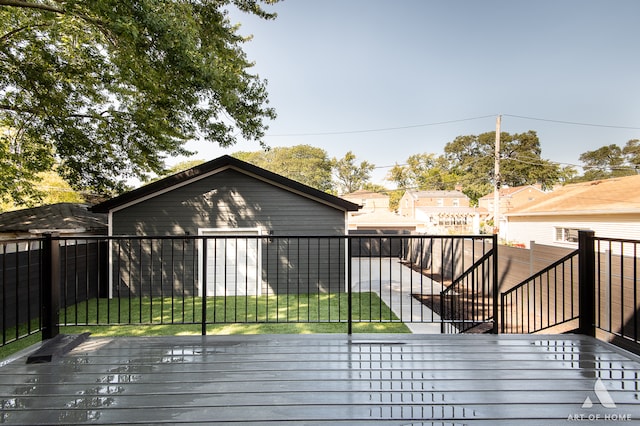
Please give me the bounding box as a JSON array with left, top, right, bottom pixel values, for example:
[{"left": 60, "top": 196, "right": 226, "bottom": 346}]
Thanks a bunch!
[
  {"left": 0, "top": 103, "right": 35, "bottom": 114},
  {"left": 0, "top": 0, "right": 115, "bottom": 45},
  {"left": 0, "top": 0, "right": 65, "bottom": 14},
  {"left": 1, "top": 22, "right": 51, "bottom": 42},
  {"left": 0, "top": 103, "right": 119, "bottom": 122}
]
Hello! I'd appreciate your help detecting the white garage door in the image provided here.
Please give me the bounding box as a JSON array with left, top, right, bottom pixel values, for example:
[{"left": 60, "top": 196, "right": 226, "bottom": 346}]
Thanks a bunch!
[{"left": 199, "top": 228, "right": 261, "bottom": 297}]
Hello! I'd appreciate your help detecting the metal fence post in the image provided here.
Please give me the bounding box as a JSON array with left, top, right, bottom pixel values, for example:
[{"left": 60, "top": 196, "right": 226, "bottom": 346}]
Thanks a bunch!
[
  {"left": 347, "top": 236, "right": 353, "bottom": 336},
  {"left": 440, "top": 293, "right": 445, "bottom": 334},
  {"left": 492, "top": 234, "right": 499, "bottom": 334},
  {"left": 578, "top": 230, "right": 596, "bottom": 337},
  {"left": 500, "top": 293, "right": 506, "bottom": 334},
  {"left": 201, "top": 237, "right": 207, "bottom": 336},
  {"left": 42, "top": 234, "right": 60, "bottom": 340}
]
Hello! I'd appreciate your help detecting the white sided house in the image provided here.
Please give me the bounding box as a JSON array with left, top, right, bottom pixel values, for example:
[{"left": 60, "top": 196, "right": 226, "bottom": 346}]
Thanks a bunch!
[
  {"left": 505, "top": 175, "right": 640, "bottom": 250},
  {"left": 478, "top": 185, "right": 546, "bottom": 240},
  {"left": 92, "top": 155, "right": 360, "bottom": 298}
]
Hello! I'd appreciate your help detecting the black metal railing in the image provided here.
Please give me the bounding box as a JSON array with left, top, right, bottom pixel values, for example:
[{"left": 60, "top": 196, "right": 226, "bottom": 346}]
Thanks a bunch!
[
  {"left": 593, "top": 236, "right": 640, "bottom": 352},
  {"left": 5, "top": 230, "right": 637, "bottom": 353},
  {"left": 500, "top": 231, "right": 640, "bottom": 355},
  {"left": 349, "top": 234, "right": 497, "bottom": 334},
  {"left": 0, "top": 234, "right": 498, "bottom": 345},
  {"left": 4, "top": 231, "right": 638, "bottom": 353},
  {"left": 441, "top": 249, "right": 498, "bottom": 334},
  {"left": 500, "top": 249, "right": 579, "bottom": 334},
  {"left": 0, "top": 238, "right": 44, "bottom": 346}
]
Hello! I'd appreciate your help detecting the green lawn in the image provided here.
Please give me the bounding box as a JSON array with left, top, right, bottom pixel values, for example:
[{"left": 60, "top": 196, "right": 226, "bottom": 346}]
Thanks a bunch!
[
  {"left": 61, "top": 291, "right": 404, "bottom": 325},
  {"left": 0, "top": 333, "right": 42, "bottom": 360},
  {"left": 1, "top": 292, "right": 409, "bottom": 359}
]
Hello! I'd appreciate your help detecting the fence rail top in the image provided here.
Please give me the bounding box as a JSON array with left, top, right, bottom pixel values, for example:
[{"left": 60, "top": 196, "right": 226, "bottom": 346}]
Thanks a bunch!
[{"left": 35, "top": 234, "right": 496, "bottom": 241}]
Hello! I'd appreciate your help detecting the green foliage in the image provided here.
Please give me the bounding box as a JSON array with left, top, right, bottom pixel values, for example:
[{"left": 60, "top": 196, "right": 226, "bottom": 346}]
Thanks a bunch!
[
  {"left": 0, "top": 0, "right": 278, "bottom": 202},
  {"left": 386, "top": 189, "right": 404, "bottom": 213},
  {"left": 234, "top": 145, "right": 333, "bottom": 191},
  {"left": 0, "top": 126, "right": 54, "bottom": 206},
  {"left": 574, "top": 140, "right": 639, "bottom": 182},
  {"left": 557, "top": 165, "right": 580, "bottom": 184},
  {"left": 361, "top": 182, "right": 388, "bottom": 193},
  {"left": 387, "top": 153, "right": 459, "bottom": 192},
  {"left": 386, "top": 131, "right": 561, "bottom": 205},
  {"left": 331, "top": 151, "right": 374, "bottom": 194},
  {"left": 0, "top": 167, "right": 85, "bottom": 211},
  {"left": 499, "top": 131, "right": 561, "bottom": 188},
  {"left": 444, "top": 131, "right": 561, "bottom": 203},
  {"left": 145, "top": 159, "right": 207, "bottom": 183},
  {"left": 623, "top": 139, "right": 640, "bottom": 168}
]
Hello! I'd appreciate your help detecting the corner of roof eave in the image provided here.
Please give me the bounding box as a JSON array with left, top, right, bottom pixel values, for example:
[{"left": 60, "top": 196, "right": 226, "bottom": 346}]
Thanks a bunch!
[{"left": 506, "top": 208, "right": 640, "bottom": 217}]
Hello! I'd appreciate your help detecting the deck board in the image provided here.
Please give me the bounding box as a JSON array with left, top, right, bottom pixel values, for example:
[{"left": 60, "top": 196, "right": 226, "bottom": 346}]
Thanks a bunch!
[{"left": 1, "top": 334, "right": 639, "bottom": 424}]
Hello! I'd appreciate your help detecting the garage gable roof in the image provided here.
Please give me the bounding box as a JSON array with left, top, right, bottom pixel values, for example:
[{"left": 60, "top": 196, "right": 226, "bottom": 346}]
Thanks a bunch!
[
  {"left": 0, "top": 203, "right": 107, "bottom": 234},
  {"left": 92, "top": 155, "right": 361, "bottom": 213}
]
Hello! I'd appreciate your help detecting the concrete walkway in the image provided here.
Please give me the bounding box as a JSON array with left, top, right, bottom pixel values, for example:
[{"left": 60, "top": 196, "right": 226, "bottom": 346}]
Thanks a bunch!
[{"left": 351, "top": 257, "right": 444, "bottom": 333}]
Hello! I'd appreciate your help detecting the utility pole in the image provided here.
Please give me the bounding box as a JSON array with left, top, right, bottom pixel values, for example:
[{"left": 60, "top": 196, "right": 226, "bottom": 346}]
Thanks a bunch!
[{"left": 493, "top": 115, "right": 501, "bottom": 235}]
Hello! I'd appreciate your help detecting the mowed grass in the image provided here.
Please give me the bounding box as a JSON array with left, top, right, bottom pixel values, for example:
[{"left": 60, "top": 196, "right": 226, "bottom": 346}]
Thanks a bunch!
[
  {"left": 1, "top": 292, "right": 409, "bottom": 358},
  {"left": 61, "top": 292, "right": 409, "bottom": 334}
]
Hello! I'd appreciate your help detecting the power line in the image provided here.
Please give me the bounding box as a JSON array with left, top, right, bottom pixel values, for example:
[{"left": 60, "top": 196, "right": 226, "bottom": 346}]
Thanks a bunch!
[
  {"left": 374, "top": 164, "right": 404, "bottom": 169},
  {"left": 502, "top": 114, "right": 640, "bottom": 130},
  {"left": 265, "top": 114, "right": 640, "bottom": 138},
  {"left": 505, "top": 156, "right": 639, "bottom": 172},
  {"left": 503, "top": 156, "right": 573, "bottom": 168},
  {"left": 266, "top": 115, "right": 496, "bottom": 137}
]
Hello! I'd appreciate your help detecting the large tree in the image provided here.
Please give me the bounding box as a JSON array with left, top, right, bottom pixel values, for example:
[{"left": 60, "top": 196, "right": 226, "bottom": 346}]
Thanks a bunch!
[
  {"left": 0, "top": 0, "right": 278, "bottom": 204},
  {"left": 331, "top": 151, "right": 374, "bottom": 194},
  {"left": 234, "top": 145, "right": 334, "bottom": 192},
  {"left": 144, "top": 159, "right": 206, "bottom": 183},
  {"left": 622, "top": 139, "right": 640, "bottom": 169},
  {"left": 575, "top": 139, "right": 639, "bottom": 181},
  {"left": 444, "top": 130, "right": 560, "bottom": 203},
  {"left": 387, "top": 153, "right": 458, "bottom": 192},
  {"left": 578, "top": 144, "right": 630, "bottom": 181},
  {"left": 0, "top": 169, "right": 85, "bottom": 211}
]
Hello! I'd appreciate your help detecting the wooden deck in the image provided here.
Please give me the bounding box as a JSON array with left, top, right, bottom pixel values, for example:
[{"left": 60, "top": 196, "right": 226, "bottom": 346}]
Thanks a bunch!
[{"left": 1, "top": 334, "right": 640, "bottom": 424}]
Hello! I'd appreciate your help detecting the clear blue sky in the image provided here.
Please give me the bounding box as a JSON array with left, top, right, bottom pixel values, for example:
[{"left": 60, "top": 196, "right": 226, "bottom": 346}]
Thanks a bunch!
[{"left": 181, "top": 0, "right": 640, "bottom": 186}]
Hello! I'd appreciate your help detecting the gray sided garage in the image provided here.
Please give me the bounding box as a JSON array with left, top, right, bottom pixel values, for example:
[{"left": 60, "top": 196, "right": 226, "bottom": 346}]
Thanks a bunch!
[{"left": 92, "top": 155, "right": 360, "bottom": 298}]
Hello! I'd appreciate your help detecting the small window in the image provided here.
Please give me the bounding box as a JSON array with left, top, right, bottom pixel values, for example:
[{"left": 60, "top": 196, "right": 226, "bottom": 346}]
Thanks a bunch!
[
  {"left": 555, "top": 227, "right": 581, "bottom": 243},
  {"left": 453, "top": 198, "right": 460, "bottom": 207},
  {"left": 437, "top": 198, "right": 444, "bottom": 207}
]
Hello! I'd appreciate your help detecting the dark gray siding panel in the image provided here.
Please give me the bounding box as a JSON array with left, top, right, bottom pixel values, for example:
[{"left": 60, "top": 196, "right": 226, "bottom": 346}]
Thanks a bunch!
[
  {"left": 111, "top": 169, "right": 347, "bottom": 295},
  {"left": 262, "top": 237, "right": 345, "bottom": 294},
  {"left": 111, "top": 238, "right": 198, "bottom": 298},
  {"left": 112, "top": 169, "right": 345, "bottom": 236}
]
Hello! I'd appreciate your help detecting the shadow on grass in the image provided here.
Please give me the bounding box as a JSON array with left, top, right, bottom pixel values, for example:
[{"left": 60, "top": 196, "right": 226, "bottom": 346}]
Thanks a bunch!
[
  {"left": 1, "top": 292, "right": 410, "bottom": 359},
  {"left": 61, "top": 322, "right": 410, "bottom": 337},
  {"left": 60, "top": 292, "right": 404, "bottom": 326}
]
